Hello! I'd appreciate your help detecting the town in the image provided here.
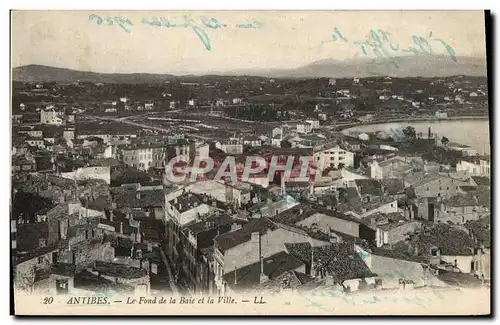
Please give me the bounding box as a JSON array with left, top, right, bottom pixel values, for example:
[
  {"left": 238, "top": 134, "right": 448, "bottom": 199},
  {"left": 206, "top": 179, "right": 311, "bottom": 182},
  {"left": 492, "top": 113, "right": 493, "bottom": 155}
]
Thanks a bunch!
[{"left": 11, "top": 72, "right": 490, "bottom": 299}]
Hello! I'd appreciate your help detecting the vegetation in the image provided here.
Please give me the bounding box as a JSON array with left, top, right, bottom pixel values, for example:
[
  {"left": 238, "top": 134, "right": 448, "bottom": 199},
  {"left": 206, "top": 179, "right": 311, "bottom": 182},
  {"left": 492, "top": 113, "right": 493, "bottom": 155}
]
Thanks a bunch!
[
  {"left": 441, "top": 136, "right": 450, "bottom": 146},
  {"left": 224, "top": 104, "right": 291, "bottom": 121},
  {"left": 111, "top": 166, "right": 151, "bottom": 187},
  {"left": 402, "top": 126, "right": 417, "bottom": 140}
]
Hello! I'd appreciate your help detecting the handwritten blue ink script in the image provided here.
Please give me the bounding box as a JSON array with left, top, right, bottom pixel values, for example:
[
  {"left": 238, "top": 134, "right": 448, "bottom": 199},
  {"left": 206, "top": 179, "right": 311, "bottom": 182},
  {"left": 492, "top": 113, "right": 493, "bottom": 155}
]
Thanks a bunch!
[
  {"left": 325, "top": 27, "right": 457, "bottom": 68},
  {"left": 89, "top": 14, "right": 262, "bottom": 51}
]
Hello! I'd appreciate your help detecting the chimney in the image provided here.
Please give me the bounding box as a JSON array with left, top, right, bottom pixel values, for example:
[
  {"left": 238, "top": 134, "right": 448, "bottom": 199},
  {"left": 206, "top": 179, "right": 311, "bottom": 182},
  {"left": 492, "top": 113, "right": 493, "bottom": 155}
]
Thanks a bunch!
[
  {"left": 110, "top": 212, "right": 114, "bottom": 222},
  {"left": 120, "top": 222, "right": 124, "bottom": 234},
  {"left": 233, "top": 262, "right": 238, "bottom": 285},
  {"left": 310, "top": 243, "right": 315, "bottom": 277},
  {"left": 136, "top": 191, "right": 141, "bottom": 200}
]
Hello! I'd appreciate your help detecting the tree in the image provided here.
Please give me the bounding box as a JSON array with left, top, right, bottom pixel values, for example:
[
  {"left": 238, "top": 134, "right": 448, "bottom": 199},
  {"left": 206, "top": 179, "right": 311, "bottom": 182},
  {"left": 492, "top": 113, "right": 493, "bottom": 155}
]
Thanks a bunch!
[
  {"left": 441, "top": 136, "right": 450, "bottom": 146},
  {"left": 402, "top": 126, "right": 417, "bottom": 140}
]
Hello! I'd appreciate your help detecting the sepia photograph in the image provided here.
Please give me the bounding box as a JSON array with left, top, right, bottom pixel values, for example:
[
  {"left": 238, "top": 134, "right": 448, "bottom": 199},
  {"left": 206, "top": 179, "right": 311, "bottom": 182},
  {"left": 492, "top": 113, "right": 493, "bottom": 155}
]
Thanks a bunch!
[{"left": 10, "top": 9, "right": 491, "bottom": 316}]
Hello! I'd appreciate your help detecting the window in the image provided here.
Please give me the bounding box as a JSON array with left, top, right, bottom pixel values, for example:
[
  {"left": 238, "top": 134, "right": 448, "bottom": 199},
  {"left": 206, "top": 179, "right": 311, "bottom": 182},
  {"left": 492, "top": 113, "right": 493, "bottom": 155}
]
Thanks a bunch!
[{"left": 38, "top": 256, "right": 44, "bottom": 264}]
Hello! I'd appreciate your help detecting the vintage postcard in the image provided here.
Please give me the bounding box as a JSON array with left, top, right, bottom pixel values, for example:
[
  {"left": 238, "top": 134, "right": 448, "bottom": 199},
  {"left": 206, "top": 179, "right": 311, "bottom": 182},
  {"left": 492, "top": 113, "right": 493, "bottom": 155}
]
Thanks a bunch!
[{"left": 11, "top": 10, "right": 491, "bottom": 316}]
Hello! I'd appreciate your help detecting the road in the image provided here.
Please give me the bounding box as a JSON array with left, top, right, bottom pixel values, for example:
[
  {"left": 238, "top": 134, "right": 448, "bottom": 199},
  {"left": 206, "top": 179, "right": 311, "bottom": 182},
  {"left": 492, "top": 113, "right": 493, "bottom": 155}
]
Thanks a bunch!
[
  {"left": 83, "top": 114, "right": 212, "bottom": 140},
  {"left": 158, "top": 245, "right": 180, "bottom": 295}
]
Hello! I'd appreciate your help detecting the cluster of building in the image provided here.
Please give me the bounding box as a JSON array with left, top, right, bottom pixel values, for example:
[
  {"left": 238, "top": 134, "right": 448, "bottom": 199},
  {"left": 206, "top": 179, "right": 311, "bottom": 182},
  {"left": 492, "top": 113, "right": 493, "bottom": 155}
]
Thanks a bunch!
[{"left": 12, "top": 96, "right": 491, "bottom": 298}]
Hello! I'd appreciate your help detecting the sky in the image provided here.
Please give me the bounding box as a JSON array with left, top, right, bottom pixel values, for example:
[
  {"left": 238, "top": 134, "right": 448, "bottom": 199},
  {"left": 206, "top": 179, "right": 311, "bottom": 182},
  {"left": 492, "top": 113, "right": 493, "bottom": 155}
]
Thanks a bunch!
[{"left": 11, "top": 10, "right": 487, "bottom": 75}]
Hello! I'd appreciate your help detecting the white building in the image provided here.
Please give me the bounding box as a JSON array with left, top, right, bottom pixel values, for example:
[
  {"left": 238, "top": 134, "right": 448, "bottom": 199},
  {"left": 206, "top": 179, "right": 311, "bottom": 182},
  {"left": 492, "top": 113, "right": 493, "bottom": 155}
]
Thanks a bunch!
[
  {"left": 358, "top": 133, "right": 370, "bottom": 141},
  {"left": 188, "top": 99, "right": 195, "bottom": 107},
  {"left": 215, "top": 140, "right": 243, "bottom": 155},
  {"left": 232, "top": 98, "right": 243, "bottom": 104},
  {"left": 40, "top": 108, "right": 64, "bottom": 126},
  {"left": 436, "top": 110, "right": 448, "bottom": 119},
  {"left": 305, "top": 119, "right": 320, "bottom": 130},
  {"left": 456, "top": 158, "right": 490, "bottom": 177},
  {"left": 271, "top": 127, "right": 283, "bottom": 147},
  {"left": 313, "top": 144, "right": 354, "bottom": 169},
  {"left": 60, "top": 166, "right": 111, "bottom": 184},
  {"left": 296, "top": 122, "right": 313, "bottom": 134}
]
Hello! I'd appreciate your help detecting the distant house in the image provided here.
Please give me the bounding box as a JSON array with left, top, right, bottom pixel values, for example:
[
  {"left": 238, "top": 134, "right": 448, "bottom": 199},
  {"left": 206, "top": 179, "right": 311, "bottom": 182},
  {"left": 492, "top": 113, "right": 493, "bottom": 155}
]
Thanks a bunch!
[
  {"left": 242, "top": 136, "right": 262, "bottom": 147},
  {"left": 40, "top": 108, "right": 64, "bottom": 126},
  {"left": 296, "top": 123, "right": 313, "bottom": 134},
  {"left": 215, "top": 140, "right": 243, "bottom": 155},
  {"left": 305, "top": 120, "right": 320, "bottom": 130},
  {"left": 435, "top": 110, "right": 448, "bottom": 119},
  {"left": 411, "top": 174, "right": 469, "bottom": 199},
  {"left": 313, "top": 143, "right": 354, "bottom": 169},
  {"left": 365, "top": 212, "right": 422, "bottom": 247},
  {"left": 434, "top": 193, "right": 487, "bottom": 225},
  {"left": 358, "top": 133, "right": 370, "bottom": 141},
  {"left": 370, "top": 157, "right": 412, "bottom": 179},
  {"left": 271, "top": 127, "right": 283, "bottom": 147},
  {"left": 457, "top": 158, "right": 490, "bottom": 177}
]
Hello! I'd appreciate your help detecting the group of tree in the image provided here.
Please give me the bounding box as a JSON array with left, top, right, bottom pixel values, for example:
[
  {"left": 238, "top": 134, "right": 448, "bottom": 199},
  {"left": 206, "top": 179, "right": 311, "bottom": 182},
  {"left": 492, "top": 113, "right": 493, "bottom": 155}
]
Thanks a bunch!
[{"left": 224, "top": 104, "right": 282, "bottom": 121}]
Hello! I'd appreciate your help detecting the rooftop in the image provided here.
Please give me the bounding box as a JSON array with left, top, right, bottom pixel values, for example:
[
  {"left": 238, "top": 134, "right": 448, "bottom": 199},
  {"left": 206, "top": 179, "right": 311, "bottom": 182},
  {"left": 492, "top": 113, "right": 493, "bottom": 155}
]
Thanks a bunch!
[
  {"left": 470, "top": 176, "right": 490, "bottom": 186},
  {"left": 74, "top": 269, "right": 135, "bottom": 293},
  {"left": 354, "top": 179, "right": 384, "bottom": 197},
  {"left": 222, "top": 251, "right": 305, "bottom": 291},
  {"left": 271, "top": 202, "right": 365, "bottom": 226},
  {"left": 93, "top": 261, "right": 148, "bottom": 279},
  {"left": 215, "top": 217, "right": 278, "bottom": 252},
  {"left": 285, "top": 242, "right": 376, "bottom": 281},
  {"left": 441, "top": 193, "right": 479, "bottom": 207}
]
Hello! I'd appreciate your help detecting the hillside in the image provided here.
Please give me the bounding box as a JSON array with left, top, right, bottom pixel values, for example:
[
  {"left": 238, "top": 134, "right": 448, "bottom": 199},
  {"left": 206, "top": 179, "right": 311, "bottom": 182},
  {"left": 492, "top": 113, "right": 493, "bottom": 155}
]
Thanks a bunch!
[{"left": 13, "top": 55, "right": 487, "bottom": 83}]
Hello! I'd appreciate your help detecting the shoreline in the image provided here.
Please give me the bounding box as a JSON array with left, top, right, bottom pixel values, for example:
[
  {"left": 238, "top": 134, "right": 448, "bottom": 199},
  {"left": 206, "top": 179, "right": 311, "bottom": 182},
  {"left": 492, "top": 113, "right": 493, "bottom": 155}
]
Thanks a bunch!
[{"left": 327, "top": 115, "right": 489, "bottom": 131}]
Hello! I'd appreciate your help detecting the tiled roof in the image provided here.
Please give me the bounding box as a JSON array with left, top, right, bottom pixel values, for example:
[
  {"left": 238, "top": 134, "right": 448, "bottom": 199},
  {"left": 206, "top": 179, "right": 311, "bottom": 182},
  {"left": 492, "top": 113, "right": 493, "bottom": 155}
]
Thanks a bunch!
[
  {"left": 465, "top": 217, "right": 491, "bottom": 248},
  {"left": 474, "top": 186, "right": 491, "bottom": 208},
  {"left": 185, "top": 213, "right": 234, "bottom": 235},
  {"left": 470, "top": 176, "right": 490, "bottom": 187},
  {"left": 252, "top": 270, "right": 314, "bottom": 293},
  {"left": 381, "top": 178, "right": 406, "bottom": 195},
  {"left": 168, "top": 192, "right": 204, "bottom": 213},
  {"left": 222, "top": 251, "right": 305, "bottom": 291},
  {"left": 73, "top": 269, "right": 135, "bottom": 293},
  {"left": 214, "top": 217, "right": 278, "bottom": 252},
  {"left": 16, "top": 222, "right": 49, "bottom": 251},
  {"left": 113, "top": 188, "right": 164, "bottom": 209},
  {"left": 285, "top": 242, "right": 376, "bottom": 281},
  {"left": 354, "top": 179, "right": 384, "bottom": 197},
  {"left": 93, "top": 261, "right": 148, "bottom": 279},
  {"left": 442, "top": 194, "right": 478, "bottom": 207},
  {"left": 51, "top": 263, "right": 77, "bottom": 277},
  {"left": 437, "top": 270, "right": 483, "bottom": 288},
  {"left": 272, "top": 202, "right": 364, "bottom": 226},
  {"left": 459, "top": 186, "right": 478, "bottom": 193},
  {"left": 410, "top": 224, "right": 475, "bottom": 256}
]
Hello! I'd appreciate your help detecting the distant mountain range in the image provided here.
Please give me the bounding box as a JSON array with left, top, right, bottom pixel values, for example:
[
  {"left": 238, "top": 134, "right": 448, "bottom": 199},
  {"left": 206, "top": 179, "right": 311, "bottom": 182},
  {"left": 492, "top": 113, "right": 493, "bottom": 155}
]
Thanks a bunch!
[{"left": 13, "top": 55, "right": 487, "bottom": 83}]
